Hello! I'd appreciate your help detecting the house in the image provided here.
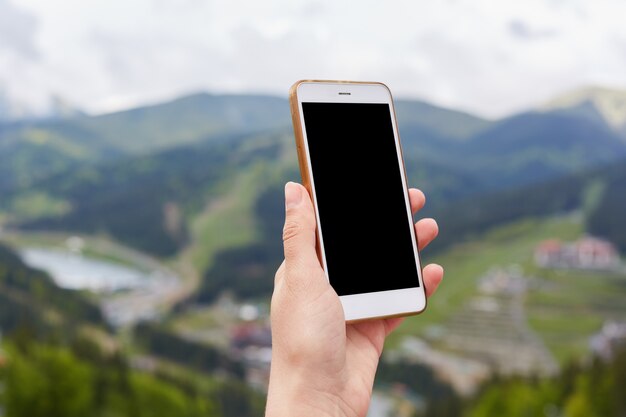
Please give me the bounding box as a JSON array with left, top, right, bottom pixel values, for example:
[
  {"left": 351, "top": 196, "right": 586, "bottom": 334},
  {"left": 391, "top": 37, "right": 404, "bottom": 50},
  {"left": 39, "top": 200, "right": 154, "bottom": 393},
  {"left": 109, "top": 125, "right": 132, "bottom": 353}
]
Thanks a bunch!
[
  {"left": 478, "top": 266, "right": 528, "bottom": 295},
  {"left": 575, "top": 237, "right": 620, "bottom": 269},
  {"left": 590, "top": 321, "right": 626, "bottom": 361},
  {"left": 229, "top": 323, "right": 272, "bottom": 391},
  {"left": 535, "top": 236, "right": 620, "bottom": 270},
  {"left": 534, "top": 239, "right": 563, "bottom": 267}
]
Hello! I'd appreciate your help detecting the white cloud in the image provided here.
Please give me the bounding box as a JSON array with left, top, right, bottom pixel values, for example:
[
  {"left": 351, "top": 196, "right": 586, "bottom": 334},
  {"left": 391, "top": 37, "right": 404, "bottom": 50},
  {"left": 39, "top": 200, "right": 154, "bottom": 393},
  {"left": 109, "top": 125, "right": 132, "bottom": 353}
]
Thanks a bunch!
[{"left": 2, "top": 0, "right": 626, "bottom": 117}]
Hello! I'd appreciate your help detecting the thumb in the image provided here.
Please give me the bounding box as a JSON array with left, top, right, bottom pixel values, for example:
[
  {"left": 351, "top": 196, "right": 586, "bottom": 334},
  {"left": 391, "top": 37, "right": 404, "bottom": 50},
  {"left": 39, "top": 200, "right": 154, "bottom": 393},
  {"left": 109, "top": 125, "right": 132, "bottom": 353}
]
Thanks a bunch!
[{"left": 282, "top": 182, "right": 320, "bottom": 276}]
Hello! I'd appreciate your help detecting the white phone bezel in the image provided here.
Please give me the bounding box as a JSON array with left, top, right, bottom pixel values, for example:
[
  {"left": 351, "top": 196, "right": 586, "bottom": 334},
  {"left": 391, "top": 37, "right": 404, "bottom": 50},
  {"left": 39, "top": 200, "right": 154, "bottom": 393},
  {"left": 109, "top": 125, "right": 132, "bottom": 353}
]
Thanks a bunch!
[{"left": 294, "top": 81, "right": 426, "bottom": 322}]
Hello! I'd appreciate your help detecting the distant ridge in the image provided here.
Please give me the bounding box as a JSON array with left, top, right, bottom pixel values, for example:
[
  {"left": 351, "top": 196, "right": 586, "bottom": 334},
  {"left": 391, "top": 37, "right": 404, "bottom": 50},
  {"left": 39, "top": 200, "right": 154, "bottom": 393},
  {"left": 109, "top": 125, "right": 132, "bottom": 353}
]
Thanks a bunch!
[{"left": 540, "top": 86, "right": 626, "bottom": 139}]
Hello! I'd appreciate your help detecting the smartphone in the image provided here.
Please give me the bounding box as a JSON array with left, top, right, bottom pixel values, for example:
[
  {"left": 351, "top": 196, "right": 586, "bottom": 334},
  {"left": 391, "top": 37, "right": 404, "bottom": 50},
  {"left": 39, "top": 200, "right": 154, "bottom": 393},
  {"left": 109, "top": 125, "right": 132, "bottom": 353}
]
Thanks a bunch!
[{"left": 289, "top": 80, "right": 426, "bottom": 322}]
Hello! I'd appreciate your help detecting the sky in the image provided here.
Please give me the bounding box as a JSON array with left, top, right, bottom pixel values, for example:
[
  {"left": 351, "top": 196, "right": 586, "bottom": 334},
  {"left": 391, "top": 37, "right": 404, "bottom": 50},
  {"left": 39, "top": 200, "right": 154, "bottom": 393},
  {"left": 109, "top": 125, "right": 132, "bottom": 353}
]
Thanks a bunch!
[{"left": 1, "top": 0, "right": 626, "bottom": 118}]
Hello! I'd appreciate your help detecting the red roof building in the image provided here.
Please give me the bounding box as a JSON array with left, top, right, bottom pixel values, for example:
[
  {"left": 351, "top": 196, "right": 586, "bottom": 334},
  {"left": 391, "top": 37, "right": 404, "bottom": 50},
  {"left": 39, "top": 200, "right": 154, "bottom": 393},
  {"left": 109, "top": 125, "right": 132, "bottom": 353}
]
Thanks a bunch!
[{"left": 535, "top": 236, "right": 620, "bottom": 270}]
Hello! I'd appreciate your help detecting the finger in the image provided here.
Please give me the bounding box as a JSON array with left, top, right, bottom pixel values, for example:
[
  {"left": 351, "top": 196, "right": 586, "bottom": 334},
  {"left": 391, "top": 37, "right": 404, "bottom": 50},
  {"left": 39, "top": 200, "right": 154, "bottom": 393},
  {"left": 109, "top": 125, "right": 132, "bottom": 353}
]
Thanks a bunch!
[
  {"left": 415, "top": 218, "right": 439, "bottom": 251},
  {"left": 423, "top": 263, "right": 444, "bottom": 297},
  {"left": 282, "top": 182, "right": 322, "bottom": 287},
  {"left": 383, "top": 317, "right": 405, "bottom": 336},
  {"left": 409, "top": 188, "right": 426, "bottom": 215}
]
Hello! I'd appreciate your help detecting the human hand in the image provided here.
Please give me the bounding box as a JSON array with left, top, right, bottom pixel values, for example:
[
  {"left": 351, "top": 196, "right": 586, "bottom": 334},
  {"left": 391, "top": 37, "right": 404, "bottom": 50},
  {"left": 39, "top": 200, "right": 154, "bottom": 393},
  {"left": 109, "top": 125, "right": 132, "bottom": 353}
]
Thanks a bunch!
[{"left": 265, "top": 182, "right": 444, "bottom": 417}]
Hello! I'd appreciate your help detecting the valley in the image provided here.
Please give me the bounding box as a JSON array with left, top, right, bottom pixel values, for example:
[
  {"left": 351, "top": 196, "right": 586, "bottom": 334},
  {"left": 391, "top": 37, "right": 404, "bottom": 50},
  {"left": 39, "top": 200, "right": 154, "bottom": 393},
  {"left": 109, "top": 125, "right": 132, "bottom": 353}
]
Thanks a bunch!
[{"left": 2, "top": 87, "right": 626, "bottom": 416}]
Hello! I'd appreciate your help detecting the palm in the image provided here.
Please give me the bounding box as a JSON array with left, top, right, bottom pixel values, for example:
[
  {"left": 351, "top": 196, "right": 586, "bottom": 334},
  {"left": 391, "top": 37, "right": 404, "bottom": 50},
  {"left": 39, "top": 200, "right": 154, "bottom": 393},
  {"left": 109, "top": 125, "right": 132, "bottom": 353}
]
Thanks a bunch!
[
  {"left": 345, "top": 321, "right": 395, "bottom": 415},
  {"left": 304, "top": 284, "right": 404, "bottom": 416}
]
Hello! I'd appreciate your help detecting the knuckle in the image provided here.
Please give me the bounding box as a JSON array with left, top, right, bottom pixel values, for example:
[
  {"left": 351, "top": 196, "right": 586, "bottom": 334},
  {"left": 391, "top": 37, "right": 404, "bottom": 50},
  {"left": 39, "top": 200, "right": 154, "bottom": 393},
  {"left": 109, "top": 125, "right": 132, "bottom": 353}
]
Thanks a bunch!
[{"left": 282, "top": 219, "right": 301, "bottom": 243}]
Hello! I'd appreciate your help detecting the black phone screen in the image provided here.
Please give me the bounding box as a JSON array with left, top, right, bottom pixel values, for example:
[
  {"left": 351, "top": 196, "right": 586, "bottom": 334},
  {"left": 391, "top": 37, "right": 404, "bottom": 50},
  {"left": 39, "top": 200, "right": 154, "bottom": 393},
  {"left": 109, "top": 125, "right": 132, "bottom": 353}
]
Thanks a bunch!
[{"left": 301, "top": 102, "right": 420, "bottom": 296}]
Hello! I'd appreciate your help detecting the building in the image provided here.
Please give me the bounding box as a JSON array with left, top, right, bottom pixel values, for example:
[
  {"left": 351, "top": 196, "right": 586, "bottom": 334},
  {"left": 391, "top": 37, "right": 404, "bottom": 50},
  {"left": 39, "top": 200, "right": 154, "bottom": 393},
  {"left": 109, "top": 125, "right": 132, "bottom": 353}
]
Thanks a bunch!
[
  {"left": 535, "top": 236, "right": 620, "bottom": 270},
  {"left": 478, "top": 266, "right": 528, "bottom": 295},
  {"left": 590, "top": 321, "right": 626, "bottom": 361},
  {"left": 230, "top": 323, "right": 272, "bottom": 391}
]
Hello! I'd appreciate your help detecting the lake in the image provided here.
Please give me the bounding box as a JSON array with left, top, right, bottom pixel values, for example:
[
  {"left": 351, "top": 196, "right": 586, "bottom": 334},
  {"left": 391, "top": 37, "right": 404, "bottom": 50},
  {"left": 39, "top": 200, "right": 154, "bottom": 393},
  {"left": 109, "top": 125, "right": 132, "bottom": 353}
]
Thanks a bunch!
[
  {"left": 19, "top": 246, "right": 182, "bottom": 327},
  {"left": 21, "top": 247, "right": 147, "bottom": 292}
]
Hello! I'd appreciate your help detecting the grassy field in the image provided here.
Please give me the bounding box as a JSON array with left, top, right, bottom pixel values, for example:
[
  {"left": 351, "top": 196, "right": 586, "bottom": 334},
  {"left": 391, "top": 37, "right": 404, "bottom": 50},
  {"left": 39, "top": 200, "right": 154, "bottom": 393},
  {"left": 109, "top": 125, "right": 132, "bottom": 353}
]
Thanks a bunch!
[
  {"left": 179, "top": 132, "right": 294, "bottom": 290},
  {"left": 6, "top": 188, "right": 624, "bottom": 366},
  {"left": 392, "top": 216, "right": 583, "bottom": 339},
  {"left": 526, "top": 266, "right": 626, "bottom": 362},
  {"left": 387, "top": 214, "right": 626, "bottom": 363},
  {"left": 186, "top": 166, "right": 265, "bottom": 275}
]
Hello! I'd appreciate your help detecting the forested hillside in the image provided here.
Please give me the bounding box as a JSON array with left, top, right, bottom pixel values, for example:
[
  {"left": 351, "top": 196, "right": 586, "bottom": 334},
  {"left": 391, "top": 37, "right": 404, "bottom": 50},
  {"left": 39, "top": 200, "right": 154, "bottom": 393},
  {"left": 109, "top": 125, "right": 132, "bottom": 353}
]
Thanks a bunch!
[
  {"left": 2, "top": 88, "right": 626, "bottom": 417},
  {"left": 2, "top": 92, "right": 625, "bottom": 304},
  {"left": 0, "top": 243, "right": 105, "bottom": 334},
  {"left": 0, "top": 242, "right": 265, "bottom": 417},
  {"left": 429, "top": 158, "right": 626, "bottom": 252}
]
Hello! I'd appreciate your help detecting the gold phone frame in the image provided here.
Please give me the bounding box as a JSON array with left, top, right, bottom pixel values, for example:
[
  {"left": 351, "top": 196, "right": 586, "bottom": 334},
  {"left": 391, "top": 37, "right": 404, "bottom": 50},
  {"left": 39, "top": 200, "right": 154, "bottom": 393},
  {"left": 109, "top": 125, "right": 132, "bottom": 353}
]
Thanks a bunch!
[{"left": 288, "top": 80, "right": 427, "bottom": 322}]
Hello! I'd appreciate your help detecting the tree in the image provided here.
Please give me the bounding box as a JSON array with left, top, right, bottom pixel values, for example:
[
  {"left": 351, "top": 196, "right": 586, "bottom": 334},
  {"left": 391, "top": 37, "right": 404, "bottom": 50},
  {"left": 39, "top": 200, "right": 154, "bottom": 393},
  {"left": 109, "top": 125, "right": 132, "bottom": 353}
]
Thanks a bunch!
[{"left": 4, "top": 345, "right": 92, "bottom": 417}]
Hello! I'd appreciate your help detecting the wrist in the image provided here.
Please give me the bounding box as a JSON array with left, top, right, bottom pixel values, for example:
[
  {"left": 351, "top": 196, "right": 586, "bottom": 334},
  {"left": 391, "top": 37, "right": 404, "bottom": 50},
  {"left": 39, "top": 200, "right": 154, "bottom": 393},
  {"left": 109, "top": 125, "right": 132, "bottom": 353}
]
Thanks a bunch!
[{"left": 265, "top": 360, "right": 354, "bottom": 417}]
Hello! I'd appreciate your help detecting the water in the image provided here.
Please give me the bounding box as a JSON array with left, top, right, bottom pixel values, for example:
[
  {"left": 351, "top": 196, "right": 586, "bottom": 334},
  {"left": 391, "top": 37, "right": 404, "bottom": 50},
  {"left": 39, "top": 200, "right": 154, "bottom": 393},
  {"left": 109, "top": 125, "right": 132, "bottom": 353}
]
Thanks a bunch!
[
  {"left": 19, "top": 246, "right": 182, "bottom": 327},
  {"left": 21, "top": 247, "right": 146, "bottom": 292}
]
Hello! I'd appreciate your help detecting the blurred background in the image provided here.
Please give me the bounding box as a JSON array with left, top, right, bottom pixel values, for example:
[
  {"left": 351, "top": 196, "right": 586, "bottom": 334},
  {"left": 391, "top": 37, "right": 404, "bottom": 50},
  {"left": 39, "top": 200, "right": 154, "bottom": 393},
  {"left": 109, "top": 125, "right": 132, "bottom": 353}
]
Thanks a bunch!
[{"left": 1, "top": 0, "right": 626, "bottom": 416}]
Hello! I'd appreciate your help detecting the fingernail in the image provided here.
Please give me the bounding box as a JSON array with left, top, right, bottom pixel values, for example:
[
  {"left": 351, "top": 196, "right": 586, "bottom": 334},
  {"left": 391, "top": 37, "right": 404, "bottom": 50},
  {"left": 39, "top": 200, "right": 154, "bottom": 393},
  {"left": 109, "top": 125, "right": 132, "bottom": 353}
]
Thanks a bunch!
[{"left": 285, "top": 182, "right": 302, "bottom": 210}]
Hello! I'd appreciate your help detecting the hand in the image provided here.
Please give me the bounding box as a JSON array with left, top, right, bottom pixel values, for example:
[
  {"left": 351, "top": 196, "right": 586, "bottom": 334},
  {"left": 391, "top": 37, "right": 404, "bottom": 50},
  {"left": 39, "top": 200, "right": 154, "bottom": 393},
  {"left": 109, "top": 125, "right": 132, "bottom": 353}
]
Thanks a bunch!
[{"left": 265, "top": 182, "right": 444, "bottom": 417}]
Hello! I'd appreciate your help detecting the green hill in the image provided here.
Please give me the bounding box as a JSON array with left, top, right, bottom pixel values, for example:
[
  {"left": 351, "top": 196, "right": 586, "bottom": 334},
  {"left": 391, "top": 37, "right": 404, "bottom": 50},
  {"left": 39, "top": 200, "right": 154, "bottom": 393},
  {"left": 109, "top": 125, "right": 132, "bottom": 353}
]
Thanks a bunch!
[
  {"left": 541, "top": 86, "right": 626, "bottom": 140},
  {"left": 15, "top": 130, "right": 290, "bottom": 256},
  {"left": 395, "top": 99, "right": 492, "bottom": 140},
  {"left": 72, "top": 93, "right": 292, "bottom": 153},
  {"left": 3, "top": 89, "right": 625, "bottom": 201},
  {"left": 0, "top": 242, "right": 265, "bottom": 417},
  {"left": 0, "top": 121, "right": 121, "bottom": 192},
  {"left": 0, "top": 94, "right": 291, "bottom": 193},
  {"left": 586, "top": 164, "right": 626, "bottom": 252},
  {"left": 428, "top": 157, "right": 626, "bottom": 253},
  {"left": 0, "top": 243, "right": 105, "bottom": 335},
  {"left": 3, "top": 88, "right": 626, "bottom": 304}
]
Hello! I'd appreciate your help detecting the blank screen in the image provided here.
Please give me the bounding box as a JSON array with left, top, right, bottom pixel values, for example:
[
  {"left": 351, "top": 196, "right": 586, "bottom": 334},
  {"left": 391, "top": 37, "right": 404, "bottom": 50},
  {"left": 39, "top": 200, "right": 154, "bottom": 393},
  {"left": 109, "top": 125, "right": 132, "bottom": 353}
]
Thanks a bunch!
[{"left": 302, "top": 102, "right": 420, "bottom": 296}]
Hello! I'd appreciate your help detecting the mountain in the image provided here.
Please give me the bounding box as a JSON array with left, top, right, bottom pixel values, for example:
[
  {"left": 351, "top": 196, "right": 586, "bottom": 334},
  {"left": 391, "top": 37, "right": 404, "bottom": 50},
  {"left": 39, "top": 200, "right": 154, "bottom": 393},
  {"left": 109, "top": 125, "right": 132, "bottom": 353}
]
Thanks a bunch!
[
  {"left": 1, "top": 93, "right": 486, "bottom": 160},
  {"left": 3, "top": 88, "right": 626, "bottom": 293},
  {"left": 0, "top": 94, "right": 291, "bottom": 194},
  {"left": 0, "top": 92, "right": 495, "bottom": 203},
  {"left": 71, "top": 93, "right": 292, "bottom": 153},
  {"left": 397, "top": 109, "right": 626, "bottom": 202},
  {"left": 5, "top": 88, "right": 626, "bottom": 247},
  {"left": 17, "top": 130, "right": 289, "bottom": 256},
  {"left": 428, "top": 157, "right": 626, "bottom": 252},
  {"left": 394, "top": 99, "right": 491, "bottom": 140},
  {"left": 4, "top": 86, "right": 626, "bottom": 192},
  {"left": 0, "top": 120, "right": 122, "bottom": 192},
  {"left": 541, "top": 86, "right": 626, "bottom": 140},
  {"left": 459, "top": 111, "right": 626, "bottom": 189},
  {"left": 2, "top": 87, "right": 626, "bottom": 389},
  {"left": 3, "top": 87, "right": 626, "bottom": 417}
]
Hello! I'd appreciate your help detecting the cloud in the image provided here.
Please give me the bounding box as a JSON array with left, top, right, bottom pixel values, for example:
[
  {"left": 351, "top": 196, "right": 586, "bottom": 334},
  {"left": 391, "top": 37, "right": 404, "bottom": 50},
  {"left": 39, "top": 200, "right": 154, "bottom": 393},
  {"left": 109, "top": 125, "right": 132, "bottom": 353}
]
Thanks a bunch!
[
  {"left": 508, "top": 19, "right": 558, "bottom": 40},
  {"left": 0, "top": 0, "right": 39, "bottom": 59},
  {"left": 3, "top": 0, "right": 626, "bottom": 118}
]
